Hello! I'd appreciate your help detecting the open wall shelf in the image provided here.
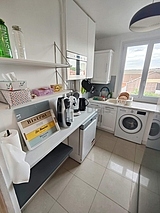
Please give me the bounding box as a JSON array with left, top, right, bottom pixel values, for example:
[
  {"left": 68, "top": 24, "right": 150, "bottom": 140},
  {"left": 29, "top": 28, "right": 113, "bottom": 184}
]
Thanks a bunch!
[
  {"left": 13, "top": 143, "right": 73, "bottom": 209},
  {"left": 0, "top": 57, "right": 70, "bottom": 68}
]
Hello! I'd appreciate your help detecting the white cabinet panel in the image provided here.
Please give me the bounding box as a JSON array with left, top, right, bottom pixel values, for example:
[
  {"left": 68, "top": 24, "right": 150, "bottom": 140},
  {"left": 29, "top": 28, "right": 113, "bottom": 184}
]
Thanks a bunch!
[
  {"left": 89, "top": 103, "right": 117, "bottom": 133},
  {"left": 86, "top": 17, "right": 95, "bottom": 78},
  {"left": 88, "top": 103, "right": 101, "bottom": 127},
  {"left": 80, "top": 118, "right": 96, "bottom": 161},
  {"left": 92, "top": 50, "right": 114, "bottom": 84},
  {"left": 66, "top": 0, "right": 88, "bottom": 56},
  {"left": 100, "top": 106, "right": 117, "bottom": 132},
  {"left": 66, "top": 0, "right": 95, "bottom": 80}
]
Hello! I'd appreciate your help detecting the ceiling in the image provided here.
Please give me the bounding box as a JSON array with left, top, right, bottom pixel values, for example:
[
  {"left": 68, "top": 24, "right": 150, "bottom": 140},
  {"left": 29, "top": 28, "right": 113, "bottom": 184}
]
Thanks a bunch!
[{"left": 74, "top": 0, "right": 155, "bottom": 39}]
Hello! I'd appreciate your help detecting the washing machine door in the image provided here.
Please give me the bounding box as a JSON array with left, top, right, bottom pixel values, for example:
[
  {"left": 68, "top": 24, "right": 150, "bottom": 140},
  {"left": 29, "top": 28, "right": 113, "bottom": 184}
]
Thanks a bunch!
[
  {"left": 148, "top": 119, "right": 160, "bottom": 140},
  {"left": 119, "top": 114, "right": 142, "bottom": 134}
]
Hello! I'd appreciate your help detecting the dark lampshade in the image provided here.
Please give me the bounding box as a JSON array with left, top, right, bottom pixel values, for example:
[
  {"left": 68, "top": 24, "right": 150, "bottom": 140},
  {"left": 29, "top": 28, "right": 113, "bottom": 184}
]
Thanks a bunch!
[{"left": 129, "top": 2, "right": 160, "bottom": 32}]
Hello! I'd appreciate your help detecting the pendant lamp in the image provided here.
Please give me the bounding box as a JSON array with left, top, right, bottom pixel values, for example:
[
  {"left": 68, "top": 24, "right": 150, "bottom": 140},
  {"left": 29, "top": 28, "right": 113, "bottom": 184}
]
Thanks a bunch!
[{"left": 129, "top": 1, "right": 160, "bottom": 32}]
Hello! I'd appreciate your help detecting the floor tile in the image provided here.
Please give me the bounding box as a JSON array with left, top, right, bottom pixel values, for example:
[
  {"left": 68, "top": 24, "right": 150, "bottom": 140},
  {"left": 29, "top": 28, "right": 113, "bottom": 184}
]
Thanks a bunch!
[
  {"left": 75, "top": 158, "right": 106, "bottom": 189},
  {"left": 49, "top": 202, "right": 68, "bottom": 213},
  {"left": 89, "top": 191, "right": 128, "bottom": 213},
  {"left": 61, "top": 157, "right": 80, "bottom": 174},
  {"left": 98, "top": 168, "right": 132, "bottom": 210},
  {"left": 58, "top": 176, "right": 96, "bottom": 213},
  {"left": 157, "top": 172, "right": 160, "bottom": 195},
  {"left": 128, "top": 182, "right": 139, "bottom": 213},
  {"left": 136, "top": 144, "right": 146, "bottom": 151},
  {"left": 99, "top": 130, "right": 118, "bottom": 142},
  {"left": 132, "top": 163, "right": 140, "bottom": 183},
  {"left": 87, "top": 146, "right": 111, "bottom": 167},
  {"left": 22, "top": 189, "right": 55, "bottom": 213},
  {"left": 43, "top": 167, "right": 73, "bottom": 200},
  {"left": 95, "top": 129, "right": 104, "bottom": 140},
  {"left": 113, "top": 138, "right": 136, "bottom": 161},
  {"left": 139, "top": 186, "right": 160, "bottom": 213},
  {"left": 107, "top": 154, "right": 134, "bottom": 180},
  {"left": 140, "top": 166, "right": 159, "bottom": 194},
  {"left": 156, "top": 153, "right": 160, "bottom": 173},
  {"left": 134, "top": 148, "right": 145, "bottom": 164},
  {"left": 141, "top": 148, "right": 159, "bottom": 171},
  {"left": 134, "top": 144, "right": 145, "bottom": 164},
  {"left": 95, "top": 133, "right": 117, "bottom": 152}
]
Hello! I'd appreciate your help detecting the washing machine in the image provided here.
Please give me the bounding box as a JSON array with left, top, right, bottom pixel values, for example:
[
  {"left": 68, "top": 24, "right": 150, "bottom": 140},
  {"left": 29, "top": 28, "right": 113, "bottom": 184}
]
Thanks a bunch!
[
  {"left": 114, "top": 107, "right": 148, "bottom": 144},
  {"left": 146, "top": 113, "right": 160, "bottom": 150}
]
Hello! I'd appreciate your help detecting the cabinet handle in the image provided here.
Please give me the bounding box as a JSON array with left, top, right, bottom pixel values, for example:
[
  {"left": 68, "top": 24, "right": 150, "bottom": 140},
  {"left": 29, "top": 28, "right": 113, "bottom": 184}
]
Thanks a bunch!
[
  {"left": 98, "top": 114, "right": 100, "bottom": 122},
  {"left": 119, "top": 109, "right": 126, "bottom": 112},
  {"left": 101, "top": 114, "right": 102, "bottom": 122},
  {"left": 78, "top": 131, "right": 80, "bottom": 155},
  {"left": 104, "top": 107, "right": 115, "bottom": 110}
]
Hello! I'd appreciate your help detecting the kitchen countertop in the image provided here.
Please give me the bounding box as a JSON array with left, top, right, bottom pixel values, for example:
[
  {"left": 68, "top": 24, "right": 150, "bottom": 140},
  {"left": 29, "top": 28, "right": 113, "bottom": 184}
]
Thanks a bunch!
[
  {"left": 26, "top": 108, "right": 97, "bottom": 167},
  {"left": 89, "top": 98, "right": 160, "bottom": 113}
]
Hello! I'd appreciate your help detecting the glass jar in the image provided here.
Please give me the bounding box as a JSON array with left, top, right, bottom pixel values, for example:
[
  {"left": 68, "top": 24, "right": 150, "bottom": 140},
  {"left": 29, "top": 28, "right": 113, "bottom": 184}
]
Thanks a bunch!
[{"left": 12, "top": 25, "right": 26, "bottom": 59}]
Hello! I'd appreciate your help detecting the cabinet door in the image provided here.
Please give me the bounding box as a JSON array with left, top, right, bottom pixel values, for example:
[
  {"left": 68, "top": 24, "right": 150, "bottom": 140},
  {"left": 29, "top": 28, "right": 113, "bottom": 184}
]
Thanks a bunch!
[
  {"left": 88, "top": 103, "right": 101, "bottom": 127},
  {"left": 92, "top": 50, "right": 113, "bottom": 84},
  {"left": 66, "top": 0, "right": 88, "bottom": 56},
  {"left": 86, "top": 17, "right": 96, "bottom": 78},
  {"left": 80, "top": 118, "right": 97, "bottom": 161},
  {"left": 100, "top": 106, "right": 117, "bottom": 132}
]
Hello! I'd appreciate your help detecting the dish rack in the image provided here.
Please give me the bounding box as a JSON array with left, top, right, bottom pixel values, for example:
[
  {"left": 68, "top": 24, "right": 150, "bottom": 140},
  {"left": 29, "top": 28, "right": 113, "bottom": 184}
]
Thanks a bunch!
[{"left": 117, "top": 92, "right": 133, "bottom": 105}]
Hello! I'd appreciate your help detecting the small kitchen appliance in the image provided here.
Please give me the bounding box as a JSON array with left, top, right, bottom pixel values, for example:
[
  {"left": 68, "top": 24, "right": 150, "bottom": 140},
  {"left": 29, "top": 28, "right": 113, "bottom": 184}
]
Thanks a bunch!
[
  {"left": 79, "top": 98, "right": 89, "bottom": 111},
  {"left": 69, "top": 91, "right": 80, "bottom": 114},
  {"left": 57, "top": 97, "right": 72, "bottom": 128}
]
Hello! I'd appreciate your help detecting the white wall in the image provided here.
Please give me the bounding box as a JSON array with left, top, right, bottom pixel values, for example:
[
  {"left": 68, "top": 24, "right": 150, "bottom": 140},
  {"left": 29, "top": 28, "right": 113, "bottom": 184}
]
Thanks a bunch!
[{"left": 95, "top": 29, "right": 160, "bottom": 97}]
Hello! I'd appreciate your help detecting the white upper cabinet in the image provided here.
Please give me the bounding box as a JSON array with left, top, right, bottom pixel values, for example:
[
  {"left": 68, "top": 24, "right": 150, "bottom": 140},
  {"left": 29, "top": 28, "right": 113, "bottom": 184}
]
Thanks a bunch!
[
  {"left": 66, "top": 0, "right": 88, "bottom": 56},
  {"left": 92, "top": 50, "right": 114, "bottom": 84},
  {"left": 86, "top": 17, "right": 95, "bottom": 79},
  {"left": 65, "top": 0, "right": 95, "bottom": 80}
]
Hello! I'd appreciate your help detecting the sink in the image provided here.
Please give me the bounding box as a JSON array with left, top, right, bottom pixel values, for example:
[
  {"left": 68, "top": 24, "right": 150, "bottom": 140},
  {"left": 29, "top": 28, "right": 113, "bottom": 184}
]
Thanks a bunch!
[
  {"left": 92, "top": 96, "right": 107, "bottom": 101},
  {"left": 106, "top": 98, "right": 118, "bottom": 104},
  {"left": 92, "top": 97, "right": 118, "bottom": 104}
]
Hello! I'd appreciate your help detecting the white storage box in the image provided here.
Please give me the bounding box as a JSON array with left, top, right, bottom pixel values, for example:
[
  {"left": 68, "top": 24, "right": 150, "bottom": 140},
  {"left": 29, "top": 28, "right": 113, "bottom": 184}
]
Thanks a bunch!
[
  {"left": 0, "top": 81, "right": 27, "bottom": 90},
  {"left": 0, "top": 89, "right": 31, "bottom": 107}
]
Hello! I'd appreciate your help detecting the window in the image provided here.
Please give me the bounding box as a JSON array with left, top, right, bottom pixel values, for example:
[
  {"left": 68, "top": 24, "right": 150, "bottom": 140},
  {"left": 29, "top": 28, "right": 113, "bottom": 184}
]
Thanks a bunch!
[{"left": 120, "top": 39, "right": 160, "bottom": 103}]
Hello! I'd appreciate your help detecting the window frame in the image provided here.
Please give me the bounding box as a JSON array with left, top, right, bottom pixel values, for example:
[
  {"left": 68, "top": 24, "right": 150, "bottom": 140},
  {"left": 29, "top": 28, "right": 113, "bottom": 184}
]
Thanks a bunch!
[{"left": 118, "top": 37, "right": 160, "bottom": 104}]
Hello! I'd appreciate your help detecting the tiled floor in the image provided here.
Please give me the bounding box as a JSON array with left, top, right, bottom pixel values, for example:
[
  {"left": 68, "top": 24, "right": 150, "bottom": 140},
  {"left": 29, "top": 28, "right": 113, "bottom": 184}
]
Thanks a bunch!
[
  {"left": 22, "top": 129, "right": 146, "bottom": 213},
  {"left": 138, "top": 148, "right": 160, "bottom": 213}
]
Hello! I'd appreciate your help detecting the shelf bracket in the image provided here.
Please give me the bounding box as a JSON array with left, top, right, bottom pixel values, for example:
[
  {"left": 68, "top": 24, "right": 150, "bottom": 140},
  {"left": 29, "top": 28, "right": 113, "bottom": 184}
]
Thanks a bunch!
[{"left": 53, "top": 42, "right": 70, "bottom": 88}]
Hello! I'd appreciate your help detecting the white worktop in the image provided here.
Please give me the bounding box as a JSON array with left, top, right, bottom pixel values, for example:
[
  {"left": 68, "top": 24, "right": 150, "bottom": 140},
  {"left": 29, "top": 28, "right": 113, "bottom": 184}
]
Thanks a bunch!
[
  {"left": 26, "top": 108, "right": 97, "bottom": 167},
  {"left": 89, "top": 98, "right": 160, "bottom": 113}
]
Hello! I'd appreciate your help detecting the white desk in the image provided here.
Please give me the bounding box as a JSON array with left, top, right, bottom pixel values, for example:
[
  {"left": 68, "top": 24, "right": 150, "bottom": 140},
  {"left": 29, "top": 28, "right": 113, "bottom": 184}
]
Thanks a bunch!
[{"left": 26, "top": 107, "right": 97, "bottom": 167}]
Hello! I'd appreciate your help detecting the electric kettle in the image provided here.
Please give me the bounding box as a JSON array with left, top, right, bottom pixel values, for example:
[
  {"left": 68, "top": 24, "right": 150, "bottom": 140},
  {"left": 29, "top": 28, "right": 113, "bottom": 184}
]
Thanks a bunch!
[{"left": 79, "top": 98, "right": 89, "bottom": 111}]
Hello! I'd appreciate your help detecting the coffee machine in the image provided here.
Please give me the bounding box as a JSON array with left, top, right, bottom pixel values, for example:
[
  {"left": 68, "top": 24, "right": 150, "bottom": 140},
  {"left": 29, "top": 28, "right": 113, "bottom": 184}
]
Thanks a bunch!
[{"left": 57, "top": 97, "right": 72, "bottom": 128}]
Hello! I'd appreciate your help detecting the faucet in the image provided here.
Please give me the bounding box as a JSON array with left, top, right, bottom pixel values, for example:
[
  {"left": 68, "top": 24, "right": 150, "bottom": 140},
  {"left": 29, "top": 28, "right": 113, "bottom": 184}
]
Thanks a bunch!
[{"left": 99, "top": 87, "right": 111, "bottom": 98}]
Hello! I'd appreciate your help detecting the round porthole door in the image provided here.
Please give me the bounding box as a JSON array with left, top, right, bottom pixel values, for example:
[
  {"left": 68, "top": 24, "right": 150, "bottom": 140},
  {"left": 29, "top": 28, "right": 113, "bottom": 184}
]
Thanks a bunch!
[
  {"left": 148, "top": 119, "right": 160, "bottom": 140},
  {"left": 119, "top": 114, "right": 142, "bottom": 134}
]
